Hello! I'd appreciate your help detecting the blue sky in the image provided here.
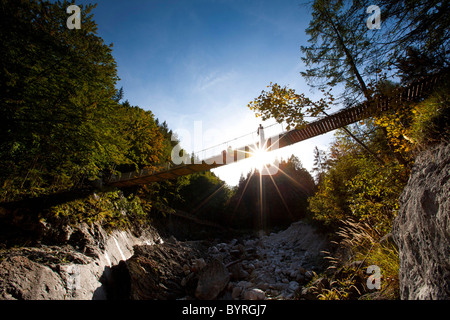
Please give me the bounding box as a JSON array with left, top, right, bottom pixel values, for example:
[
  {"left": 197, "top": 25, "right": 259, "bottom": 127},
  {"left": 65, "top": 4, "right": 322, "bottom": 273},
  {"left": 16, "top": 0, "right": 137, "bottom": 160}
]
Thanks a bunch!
[{"left": 76, "top": 0, "right": 336, "bottom": 185}]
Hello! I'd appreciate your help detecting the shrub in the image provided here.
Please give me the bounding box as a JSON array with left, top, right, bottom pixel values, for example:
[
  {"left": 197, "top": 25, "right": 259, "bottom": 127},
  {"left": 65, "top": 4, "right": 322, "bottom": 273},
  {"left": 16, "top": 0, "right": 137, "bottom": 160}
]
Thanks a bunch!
[{"left": 47, "top": 190, "right": 147, "bottom": 231}]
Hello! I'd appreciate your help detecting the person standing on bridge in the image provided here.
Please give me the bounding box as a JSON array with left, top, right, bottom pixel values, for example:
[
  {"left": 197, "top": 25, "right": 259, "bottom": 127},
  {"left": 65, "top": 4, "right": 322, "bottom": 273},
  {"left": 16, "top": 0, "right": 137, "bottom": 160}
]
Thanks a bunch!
[{"left": 257, "top": 124, "right": 265, "bottom": 149}]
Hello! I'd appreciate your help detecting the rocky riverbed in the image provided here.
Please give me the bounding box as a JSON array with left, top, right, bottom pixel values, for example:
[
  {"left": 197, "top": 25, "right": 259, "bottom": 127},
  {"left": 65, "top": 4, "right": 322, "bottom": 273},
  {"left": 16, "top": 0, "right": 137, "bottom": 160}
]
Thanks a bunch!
[
  {"left": 0, "top": 220, "right": 329, "bottom": 300},
  {"left": 197, "top": 220, "right": 328, "bottom": 300},
  {"left": 124, "top": 220, "right": 329, "bottom": 300}
]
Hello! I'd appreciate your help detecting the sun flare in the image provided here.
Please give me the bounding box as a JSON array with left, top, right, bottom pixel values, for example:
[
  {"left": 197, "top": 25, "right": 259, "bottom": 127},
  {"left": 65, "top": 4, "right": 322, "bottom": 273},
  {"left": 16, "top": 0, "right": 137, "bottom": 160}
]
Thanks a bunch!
[{"left": 250, "top": 147, "right": 275, "bottom": 172}]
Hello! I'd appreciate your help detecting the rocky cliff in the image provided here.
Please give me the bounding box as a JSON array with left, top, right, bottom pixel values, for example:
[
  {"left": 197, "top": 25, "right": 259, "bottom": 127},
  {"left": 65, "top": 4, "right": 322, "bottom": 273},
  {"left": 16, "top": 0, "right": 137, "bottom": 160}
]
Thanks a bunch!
[
  {"left": 0, "top": 222, "right": 162, "bottom": 300},
  {"left": 393, "top": 142, "right": 450, "bottom": 300}
]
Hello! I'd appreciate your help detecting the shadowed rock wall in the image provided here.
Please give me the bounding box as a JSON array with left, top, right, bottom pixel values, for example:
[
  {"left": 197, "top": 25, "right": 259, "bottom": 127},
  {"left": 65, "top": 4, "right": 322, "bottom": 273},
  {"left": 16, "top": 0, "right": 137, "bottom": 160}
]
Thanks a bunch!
[{"left": 393, "top": 143, "right": 450, "bottom": 300}]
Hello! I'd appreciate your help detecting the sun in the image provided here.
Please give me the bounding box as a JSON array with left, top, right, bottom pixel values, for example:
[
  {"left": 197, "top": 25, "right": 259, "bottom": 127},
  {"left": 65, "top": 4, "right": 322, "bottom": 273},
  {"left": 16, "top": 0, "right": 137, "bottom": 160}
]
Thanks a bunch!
[{"left": 250, "top": 146, "right": 276, "bottom": 172}]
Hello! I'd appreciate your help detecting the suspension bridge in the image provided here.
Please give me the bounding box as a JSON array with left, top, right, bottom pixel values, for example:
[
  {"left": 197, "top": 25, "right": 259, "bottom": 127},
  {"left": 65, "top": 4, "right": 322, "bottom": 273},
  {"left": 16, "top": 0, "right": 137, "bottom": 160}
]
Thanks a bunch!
[{"left": 108, "top": 71, "right": 447, "bottom": 188}]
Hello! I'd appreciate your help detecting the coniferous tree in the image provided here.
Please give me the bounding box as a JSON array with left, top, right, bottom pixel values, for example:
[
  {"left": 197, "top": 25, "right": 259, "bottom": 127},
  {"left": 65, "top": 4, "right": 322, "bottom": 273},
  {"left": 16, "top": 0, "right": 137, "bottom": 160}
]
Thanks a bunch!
[{"left": 0, "top": 0, "right": 166, "bottom": 201}]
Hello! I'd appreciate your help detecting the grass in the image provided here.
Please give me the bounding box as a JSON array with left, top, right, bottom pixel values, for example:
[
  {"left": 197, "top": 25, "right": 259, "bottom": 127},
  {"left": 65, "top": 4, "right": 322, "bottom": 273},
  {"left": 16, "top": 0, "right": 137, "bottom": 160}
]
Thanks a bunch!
[{"left": 316, "top": 219, "right": 399, "bottom": 300}]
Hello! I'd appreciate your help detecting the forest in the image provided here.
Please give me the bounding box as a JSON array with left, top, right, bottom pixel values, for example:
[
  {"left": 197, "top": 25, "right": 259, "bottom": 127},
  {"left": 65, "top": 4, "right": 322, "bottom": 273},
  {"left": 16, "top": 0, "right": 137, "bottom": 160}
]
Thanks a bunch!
[
  {"left": 0, "top": 0, "right": 449, "bottom": 301},
  {"left": 0, "top": 0, "right": 318, "bottom": 231}
]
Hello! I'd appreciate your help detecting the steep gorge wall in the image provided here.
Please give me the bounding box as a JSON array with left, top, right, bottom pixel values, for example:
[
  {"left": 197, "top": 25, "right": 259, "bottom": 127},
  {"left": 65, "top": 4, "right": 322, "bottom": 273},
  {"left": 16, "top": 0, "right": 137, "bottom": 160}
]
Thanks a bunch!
[
  {"left": 0, "top": 223, "right": 162, "bottom": 300},
  {"left": 393, "top": 143, "right": 450, "bottom": 299}
]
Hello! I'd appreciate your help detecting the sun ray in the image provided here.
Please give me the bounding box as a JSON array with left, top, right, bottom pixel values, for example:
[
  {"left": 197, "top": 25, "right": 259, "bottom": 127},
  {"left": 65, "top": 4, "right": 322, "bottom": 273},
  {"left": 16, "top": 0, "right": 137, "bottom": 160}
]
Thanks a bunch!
[
  {"left": 265, "top": 165, "right": 295, "bottom": 220},
  {"left": 190, "top": 183, "right": 226, "bottom": 215},
  {"left": 247, "top": 141, "right": 278, "bottom": 173},
  {"left": 231, "top": 169, "right": 255, "bottom": 220},
  {"left": 275, "top": 165, "right": 312, "bottom": 197},
  {"left": 258, "top": 170, "right": 265, "bottom": 230}
]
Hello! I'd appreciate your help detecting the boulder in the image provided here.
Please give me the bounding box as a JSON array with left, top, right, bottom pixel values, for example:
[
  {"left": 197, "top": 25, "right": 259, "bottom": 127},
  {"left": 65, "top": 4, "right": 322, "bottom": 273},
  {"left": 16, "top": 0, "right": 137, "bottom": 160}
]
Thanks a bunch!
[
  {"left": 243, "top": 288, "right": 265, "bottom": 300},
  {"left": 195, "top": 259, "right": 230, "bottom": 300},
  {"left": 0, "top": 222, "right": 161, "bottom": 300},
  {"left": 228, "top": 262, "right": 249, "bottom": 280},
  {"left": 231, "top": 286, "right": 243, "bottom": 299},
  {"left": 191, "top": 258, "right": 206, "bottom": 273},
  {"left": 0, "top": 256, "right": 66, "bottom": 300},
  {"left": 128, "top": 242, "right": 204, "bottom": 300}
]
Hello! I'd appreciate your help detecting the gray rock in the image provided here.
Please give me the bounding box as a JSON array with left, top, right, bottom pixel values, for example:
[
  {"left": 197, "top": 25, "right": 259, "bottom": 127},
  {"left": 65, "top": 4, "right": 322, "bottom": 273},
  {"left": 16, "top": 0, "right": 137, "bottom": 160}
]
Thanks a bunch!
[
  {"left": 392, "top": 143, "right": 450, "bottom": 300},
  {"left": 243, "top": 288, "right": 265, "bottom": 300},
  {"left": 288, "top": 281, "right": 299, "bottom": 292},
  {"left": 228, "top": 262, "right": 249, "bottom": 280},
  {"left": 231, "top": 286, "right": 243, "bottom": 299},
  {"left": 208, "top": 246, "right": 220, "bottom": 254},
  {"left": 195, "top": 259, "right": 230, "bottom": 300},
  {"left": 236, "top": 280, "right": 254, "bottom": 289},
  {"left": 0, "top": 256, "right": 66, "bottom": 300},
  {"left": 191, "top": 258, "right": 206, "bottom": 273},
  {"left": 0, "top": 223, "right": 161, "bottom": 300}
]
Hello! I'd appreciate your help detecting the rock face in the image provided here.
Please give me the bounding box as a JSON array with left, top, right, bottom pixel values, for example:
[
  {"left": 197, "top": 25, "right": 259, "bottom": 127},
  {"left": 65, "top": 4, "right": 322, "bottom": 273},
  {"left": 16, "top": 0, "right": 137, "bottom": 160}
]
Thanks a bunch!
[
  {"left": 393, "top": 143, "right": 450, "bottom": 300},
  {"left": 0, "top": 223, "right": 161, "bottom": 300},
  {"left": 0, "top": 255, "right": 66, "bottom": 300}
]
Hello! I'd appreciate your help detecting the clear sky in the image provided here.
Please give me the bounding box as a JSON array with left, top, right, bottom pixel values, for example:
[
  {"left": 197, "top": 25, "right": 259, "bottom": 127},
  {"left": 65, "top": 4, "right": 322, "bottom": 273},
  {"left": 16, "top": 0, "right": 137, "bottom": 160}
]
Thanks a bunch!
[{"left": 75, "top": 0, "right": 336, "bottom": 185}]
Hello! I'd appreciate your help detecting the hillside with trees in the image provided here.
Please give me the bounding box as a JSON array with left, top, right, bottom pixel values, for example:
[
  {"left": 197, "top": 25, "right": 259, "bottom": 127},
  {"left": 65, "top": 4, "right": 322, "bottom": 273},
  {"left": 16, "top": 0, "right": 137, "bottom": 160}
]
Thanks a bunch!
[
  {"left": 0, "top": 0, "right": 448, "bottom": 302},
  {"left": 247, "top": 0, "right": 449, "bottom": 299}
]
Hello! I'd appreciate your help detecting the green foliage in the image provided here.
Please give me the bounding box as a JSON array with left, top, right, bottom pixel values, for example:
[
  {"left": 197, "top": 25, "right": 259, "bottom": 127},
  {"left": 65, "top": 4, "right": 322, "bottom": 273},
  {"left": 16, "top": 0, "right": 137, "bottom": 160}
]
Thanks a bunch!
[
  {"left": 137, "top": 175, "right": 191, "bottom": 215},
  {"left": 0, "top": 0, "right": 167, "bottom": 202},
  {"left": 175, "top": 171, "right": 232, "bottom": 221},
  {"left": 345, "top": 156, "right": 405, "bottom": 234},
  {"left": 308, "top": 152, "right": 359, "bottom": 228},
  {"left": 408, "top": 81, "right": 450, "bottom": 146},
  {"left": 115, "top": 101, "right": 165, "bottom": 172},
  {"left": 1, "top": 0, "right": 119, "bottom": 199},
  {"left": 308, "top": 122, "right": 411, "bottom": 233},
  {"left": 248, "top": 83, "right": 334, "bottom": 130},
  {"left": 47, "top": 190, "right": 147, "bottom": 230}
]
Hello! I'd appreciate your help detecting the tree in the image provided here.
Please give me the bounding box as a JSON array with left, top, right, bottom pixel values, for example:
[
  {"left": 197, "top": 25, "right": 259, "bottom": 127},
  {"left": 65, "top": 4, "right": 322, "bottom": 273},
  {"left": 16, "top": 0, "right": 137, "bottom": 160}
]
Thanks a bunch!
[
  {"left": 227, "top": 155, "right": 315, "bottom": 229},
  {"left": 377, "top": 0, "right": 449, "bottom": 81},
  {"left": 175, "top": 171, "right": 232, "bottom": 221},
  {"left": 248, "top": 82, "right": 334, "bottom": 130},
  {"left": 300, "top": 0, "right": 377, "bottom": 103},
  {"left": 308, "top": 127, "right": 409, "bottom": 233},
  {"left": 249, "top": 0, "right": 449, "bottom": 167},
  {"left": 116, "top": 101, "right": 165, "bottom": 172},
  {"left": 0, "top": 0, "right": 168, "bottom": 201},
  {"left": 312, "top": 146, "right": 328, "bottom": 185},
  {"left": 301, "top": 0, "right": 449, "bottom": 101}
]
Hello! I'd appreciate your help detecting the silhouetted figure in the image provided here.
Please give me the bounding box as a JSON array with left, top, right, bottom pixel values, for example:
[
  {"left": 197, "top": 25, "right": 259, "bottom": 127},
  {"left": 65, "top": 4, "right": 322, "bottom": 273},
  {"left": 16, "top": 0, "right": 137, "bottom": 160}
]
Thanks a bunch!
[{"left": 257, "top": 124, "right": 265, "bottom": 149}]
